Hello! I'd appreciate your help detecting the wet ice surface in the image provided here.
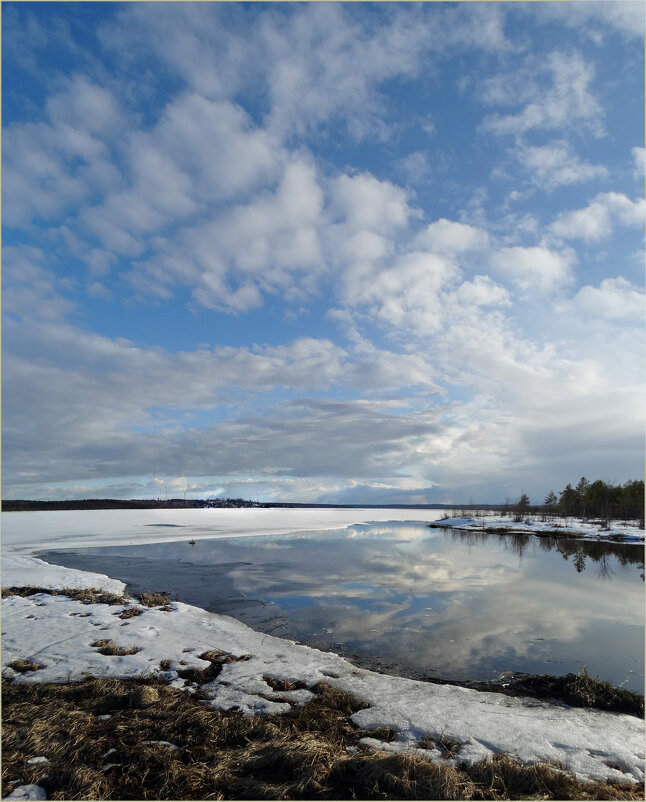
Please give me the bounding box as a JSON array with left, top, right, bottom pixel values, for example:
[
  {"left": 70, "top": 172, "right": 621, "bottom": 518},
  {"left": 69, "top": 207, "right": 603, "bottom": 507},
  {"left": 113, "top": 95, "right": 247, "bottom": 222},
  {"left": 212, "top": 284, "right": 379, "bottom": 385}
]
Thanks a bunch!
[{"left": 39, "top": 521, "right": 644, "bottom": 692}]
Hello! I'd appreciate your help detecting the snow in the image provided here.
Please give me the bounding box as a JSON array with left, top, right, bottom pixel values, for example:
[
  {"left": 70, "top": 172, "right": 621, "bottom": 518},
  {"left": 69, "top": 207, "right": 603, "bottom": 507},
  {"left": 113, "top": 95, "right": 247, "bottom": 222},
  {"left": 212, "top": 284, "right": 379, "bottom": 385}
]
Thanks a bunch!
[
  {"left": 2, "top": 554, "right": 126, "bottom": 594},
  {"left": 1, "top": 507, "right": 447, "bottom": 555},
  {"left": 2, "top": 548, "right": 644, "bottom": 786},
  {"left": 4, "top": 785, "right": 47, "bottom": 800},
  {"left": 433, "top": 514, "right": 644, "bottom": 541}
]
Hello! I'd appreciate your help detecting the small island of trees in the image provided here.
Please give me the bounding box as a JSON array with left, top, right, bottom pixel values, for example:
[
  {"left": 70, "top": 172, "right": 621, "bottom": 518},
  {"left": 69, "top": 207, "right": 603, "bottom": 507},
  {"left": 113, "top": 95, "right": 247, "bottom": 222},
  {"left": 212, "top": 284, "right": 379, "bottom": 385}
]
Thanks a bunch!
[{"left": 513, "top": 477, "right": 644, "bottom": 528}]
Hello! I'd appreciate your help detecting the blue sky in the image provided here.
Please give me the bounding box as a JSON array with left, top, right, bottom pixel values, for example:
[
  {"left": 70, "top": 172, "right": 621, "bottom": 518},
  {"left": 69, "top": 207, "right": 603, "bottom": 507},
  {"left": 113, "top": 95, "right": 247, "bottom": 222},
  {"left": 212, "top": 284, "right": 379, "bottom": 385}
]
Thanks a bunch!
[{"left": 2, "top": 1, "right": 644, "bottom": 504}]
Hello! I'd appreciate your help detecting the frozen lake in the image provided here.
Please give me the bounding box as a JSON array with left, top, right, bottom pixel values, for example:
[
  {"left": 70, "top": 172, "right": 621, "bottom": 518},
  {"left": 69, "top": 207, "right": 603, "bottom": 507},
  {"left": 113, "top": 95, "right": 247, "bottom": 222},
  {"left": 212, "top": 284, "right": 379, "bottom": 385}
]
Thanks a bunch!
[{"left": 35, "top": 517, "right": 644, "bottom": 692}]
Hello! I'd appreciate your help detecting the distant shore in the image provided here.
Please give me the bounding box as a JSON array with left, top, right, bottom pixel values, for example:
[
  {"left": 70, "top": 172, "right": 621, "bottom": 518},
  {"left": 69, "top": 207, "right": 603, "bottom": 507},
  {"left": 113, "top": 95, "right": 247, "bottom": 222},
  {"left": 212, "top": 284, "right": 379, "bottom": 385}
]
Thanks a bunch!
[
  {"left": 3, "top": 499, "right": 460, "bottom": 512},
  {"left": 428, "top": 513, "right": 644, "bottom": 542}
]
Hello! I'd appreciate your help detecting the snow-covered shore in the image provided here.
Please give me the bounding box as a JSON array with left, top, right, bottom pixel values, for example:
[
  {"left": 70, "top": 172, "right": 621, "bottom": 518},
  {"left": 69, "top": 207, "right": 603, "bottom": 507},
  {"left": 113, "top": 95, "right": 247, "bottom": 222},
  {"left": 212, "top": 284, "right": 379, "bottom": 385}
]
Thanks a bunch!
[
  {"left": 430, "top": 514, "right": 645, "bottom": 542},
  {"left": 2, "top": 546, "right": 644, "bottom": 786}
]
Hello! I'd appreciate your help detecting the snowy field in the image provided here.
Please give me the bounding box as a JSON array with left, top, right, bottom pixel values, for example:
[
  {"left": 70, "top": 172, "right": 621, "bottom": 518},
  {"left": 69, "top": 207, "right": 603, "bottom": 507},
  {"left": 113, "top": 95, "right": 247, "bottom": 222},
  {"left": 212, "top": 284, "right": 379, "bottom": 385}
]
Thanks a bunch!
[
  {"left": 1, "top": 507, "right": 445, "bottom": 554},
  {"left": 432, "top": 514, "right": 645, "bottom": 541},
  {"left": 2, "top": 508, "right": 644, "bottom": 789}
]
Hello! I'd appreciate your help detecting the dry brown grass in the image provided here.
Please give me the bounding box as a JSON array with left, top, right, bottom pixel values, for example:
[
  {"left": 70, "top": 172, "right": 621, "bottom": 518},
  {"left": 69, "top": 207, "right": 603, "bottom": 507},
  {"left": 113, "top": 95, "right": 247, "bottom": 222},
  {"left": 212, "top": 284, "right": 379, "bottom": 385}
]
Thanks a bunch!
[
  {"left": 138, "top": 592, "right": 171, "bottom": 607},
  {"left": 118, "top": 606, "right": 145, "bottom": 619},
  {"left": 7, "top": 659, "right": 46, "bottom": 673},
  {"left": 89, "top": 640, "right": 142, "bottom": 656},
  {"left": 2, "top": 677, "right": 643, "bottom": 800},
  {"left": 2, "top": 586, "right": 129, "bottom": 605},
  {"left": 495, "top": 669, "right": 644, "bottom": 718},
  {"left": 419, "top": 733, "right": 464, "bottom": 759}
]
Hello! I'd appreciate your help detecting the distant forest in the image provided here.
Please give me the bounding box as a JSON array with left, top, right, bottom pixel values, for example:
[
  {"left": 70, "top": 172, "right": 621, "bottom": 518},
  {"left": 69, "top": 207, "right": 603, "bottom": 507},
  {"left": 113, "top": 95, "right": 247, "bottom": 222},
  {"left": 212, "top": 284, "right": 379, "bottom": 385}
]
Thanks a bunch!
[
  {"left": 523, "top": 477, "right": 644, "bottom": 526},
  {"left": 1, "top": 498, "right": 453, "bottom": 512},
  {"left": 2, "top": 498, "right": 321, "bottom": 512}
]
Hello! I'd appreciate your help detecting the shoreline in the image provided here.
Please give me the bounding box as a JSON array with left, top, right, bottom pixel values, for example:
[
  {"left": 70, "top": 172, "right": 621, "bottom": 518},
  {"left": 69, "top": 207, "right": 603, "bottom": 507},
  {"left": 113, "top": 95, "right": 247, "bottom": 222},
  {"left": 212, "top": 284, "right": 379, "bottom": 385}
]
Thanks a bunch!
[
  {"left": 2, "top": 510, "right": 644, "bottom": 797},
  {"left": 427, "top": 514, "right": 645, "bottom": 543},
  {"left": 2, "top": 552, "right": 644, "bottom": 791}
]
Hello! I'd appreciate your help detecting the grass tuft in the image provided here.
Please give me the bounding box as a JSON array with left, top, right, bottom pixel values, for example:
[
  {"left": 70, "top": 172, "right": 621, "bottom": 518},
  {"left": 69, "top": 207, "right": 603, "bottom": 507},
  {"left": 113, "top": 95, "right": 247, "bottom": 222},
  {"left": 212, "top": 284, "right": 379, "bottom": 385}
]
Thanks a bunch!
[
  {"left": 2, "top": 677, "right": 643, "bottom": 800},
  {"left": 264, "top": 675, "right": 308, "bottom": 692},
  {"left": 90, "top": 640, "right": 142, "bottom": 656},
  {"left": 118, "top": 606, "right": 145, "bottom": 619},
  {"left": 418, "top": 733, "right": 464, "bottom": 758},
  {"left": 2, "top": 586, "right": 128, "bottom": 605},
  {"left": 498, "top": 669, "right": 643, "bottom": 718},
  {"left": 7, "top": 659, "right": 46, "bottom": 673},
  {"left": 138, "top": 592, "right": 171, "bottom": 607}
]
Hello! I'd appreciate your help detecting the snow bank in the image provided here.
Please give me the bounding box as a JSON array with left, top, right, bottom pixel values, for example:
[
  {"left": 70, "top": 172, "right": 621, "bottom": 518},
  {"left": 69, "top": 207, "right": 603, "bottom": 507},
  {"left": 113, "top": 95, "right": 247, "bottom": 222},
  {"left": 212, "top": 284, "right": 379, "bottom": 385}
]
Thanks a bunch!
[
  {"left": 2, "top": 554, "right": 126, "bottom": 594},
  {"left": 433, "top": 515, "right": 644, "bottom": 541},
  {"left": 2, "top": 554, "right": 643, "bottom": 786}
]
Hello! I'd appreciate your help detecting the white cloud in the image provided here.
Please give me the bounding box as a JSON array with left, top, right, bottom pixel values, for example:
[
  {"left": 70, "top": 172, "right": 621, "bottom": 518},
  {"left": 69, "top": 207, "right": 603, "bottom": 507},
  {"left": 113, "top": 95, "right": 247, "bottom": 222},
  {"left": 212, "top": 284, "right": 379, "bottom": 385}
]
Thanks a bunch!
[
  {"left": 153, "top": 94, "right": 280, "bottom": 201},
  {"left": 516, "top": 140, "right": 608, "bottom": 189},
  {"left": 328, "top": 172, "right": 413, "bottom": 232},
  {"left": 551, "top": 192, "right": 646, "bottom": 241},
  {"left": 413, "top": 219, "right": 490, "bottom": 253},
  {"left": 2, "top": 246, "right": 76, "bottom": 321},
  {"left": 453, "top": 276, "right": 511, "bottom": 308},
  {"left": 519, "top": 1, "right": 645, "bottom": 42},
  {"left": 85, "top": 282, "right": 112, "bottom": 301},
  {"left": 4, "top": 3, "right": 643, "bottom": 504},
  {"left": 570, "top": 277, "right": 644, "bottom": 321},
  {"left": 396, "top": 151, "right": 432, "bottom": 185},
  {"left": 125, "top": 164, "right": 418, "bottom": 314},
  {"left": 491, "top": 246, "right": 573, "bottom": 292},
  {"left": 339, "top": 251, "right": 458, "bottom": 330},
  {"left": 481, "top": 51, "right": 603, "bottom": 137},
  {"left": 632, "top": 146, "right": 645, "bottom": 177},
  {"left": 46, "top": 76, "right": 125, "bottom": 136},
  {"left": 2, "top": 78, "right": 123, "bottom": 229}
]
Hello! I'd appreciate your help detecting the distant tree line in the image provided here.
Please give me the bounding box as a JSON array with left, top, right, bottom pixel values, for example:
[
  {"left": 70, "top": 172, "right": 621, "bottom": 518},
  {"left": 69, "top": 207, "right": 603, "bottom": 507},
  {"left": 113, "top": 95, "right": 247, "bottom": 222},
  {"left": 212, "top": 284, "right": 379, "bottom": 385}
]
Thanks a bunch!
[
  {"left": 538, "top": 477, "right": 644, "bottom": 526},
  {"left": 1, "top": 497, "right": 269, "bottom": 512}
]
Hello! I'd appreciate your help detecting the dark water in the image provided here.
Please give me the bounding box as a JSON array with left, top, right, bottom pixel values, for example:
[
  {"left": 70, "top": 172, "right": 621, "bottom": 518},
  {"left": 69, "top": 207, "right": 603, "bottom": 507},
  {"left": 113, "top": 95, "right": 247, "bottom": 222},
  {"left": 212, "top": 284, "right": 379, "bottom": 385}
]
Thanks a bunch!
[{"left": 39, "top": 522, "right": 644, "bottom": 692}]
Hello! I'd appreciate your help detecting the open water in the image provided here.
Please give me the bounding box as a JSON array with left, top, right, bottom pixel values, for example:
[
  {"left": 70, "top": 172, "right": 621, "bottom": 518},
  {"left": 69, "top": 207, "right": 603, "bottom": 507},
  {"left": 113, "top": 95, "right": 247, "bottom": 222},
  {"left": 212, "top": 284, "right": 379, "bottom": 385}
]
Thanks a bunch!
[{"left": 39, "top": 520, "right": 644, "bottom": 692}]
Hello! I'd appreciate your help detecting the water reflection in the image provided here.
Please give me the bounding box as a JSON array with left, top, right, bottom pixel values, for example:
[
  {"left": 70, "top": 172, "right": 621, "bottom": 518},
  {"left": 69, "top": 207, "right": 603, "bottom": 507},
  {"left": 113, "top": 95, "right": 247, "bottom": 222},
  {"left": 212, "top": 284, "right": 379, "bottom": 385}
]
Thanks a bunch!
[
  {"left": 443, "top": 528, "right": 644, "bottom": 579},
  {"left": 39, "top": 522, "right": 644, "bottom": 692}
]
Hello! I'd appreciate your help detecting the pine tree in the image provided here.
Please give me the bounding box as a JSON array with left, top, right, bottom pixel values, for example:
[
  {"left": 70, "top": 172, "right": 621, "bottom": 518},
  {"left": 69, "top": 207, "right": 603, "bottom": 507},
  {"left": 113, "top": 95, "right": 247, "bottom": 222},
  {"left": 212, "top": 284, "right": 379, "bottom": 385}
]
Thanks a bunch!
[
  {"left": 544, "top": 490, "right": 557, "bottom": 516},
  {"left": 575, "top": 476, "right": 590, "bottom": 518},
  {"left": 514, "top": 492, "right": 530, "bottom": 521},
  {"left": 558, "top": 484, "right": 577, "bottom": 517}
]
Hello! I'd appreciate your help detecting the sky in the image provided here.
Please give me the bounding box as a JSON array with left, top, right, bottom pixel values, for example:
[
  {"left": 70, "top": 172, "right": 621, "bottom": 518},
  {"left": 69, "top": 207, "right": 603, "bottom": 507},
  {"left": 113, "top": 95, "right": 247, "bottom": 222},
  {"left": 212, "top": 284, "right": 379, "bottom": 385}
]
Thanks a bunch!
[{"left": 2, "top": 1, "right": 644, "bottom": 505}]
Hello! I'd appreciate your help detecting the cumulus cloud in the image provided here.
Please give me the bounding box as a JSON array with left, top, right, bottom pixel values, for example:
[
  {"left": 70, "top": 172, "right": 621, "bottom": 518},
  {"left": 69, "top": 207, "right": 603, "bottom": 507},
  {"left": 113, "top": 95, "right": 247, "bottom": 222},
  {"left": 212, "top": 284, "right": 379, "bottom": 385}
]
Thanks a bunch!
[
  {"left": 481, "top": 51, "right": 603, "bottom": 137},
  {"left": 632, "top": 146, "right": 645, "bottom": 177},
  {"left": 413, "top": 219, "right": 490, "bottom": 253},
  {"left": 2, "top": 246, "right": 77, "bottom": 321},
  {"left": 2, "top": 78, "right": 123, "bottom": 228},
  {"left": 569, "top": 277, "right": 644, "bottom": 321},
  {"left": 396, "top": 151, "right": 432, "bottom": 185},
  {"left": 339, "top": 251, "right": 459, "bottom": 332},
  {"left": 516, "top": 140, "right": 608, "bottom": 189},
  {"left": 3, "top": 3, "right": 643, "bottom": 505},
  {"left": 551, "top": 192, "right": 646, "bottom": 241},
  {"left": 328, "top": 172, "right": 413, "bottom": 232},
  {"left": 517, "top": 1, "right": 645, "bottom": 42},
  {"left": 126, "top": 164, "right": 418, "bottom": 313},
  {"left": 490, "top": 246, "right": 573, "bottom": 292},
  {"left": 453, "top": 275, "right": 511, "bottom": 307}
]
